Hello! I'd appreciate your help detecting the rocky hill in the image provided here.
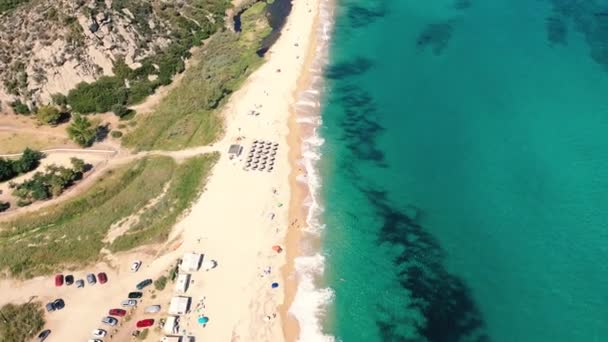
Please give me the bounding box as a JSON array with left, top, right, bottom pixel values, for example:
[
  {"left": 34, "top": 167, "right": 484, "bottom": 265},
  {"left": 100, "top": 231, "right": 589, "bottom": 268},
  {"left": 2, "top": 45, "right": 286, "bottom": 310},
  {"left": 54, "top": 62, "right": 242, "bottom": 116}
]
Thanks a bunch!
[{"left": 0, "top": 0, "right": 231, "bottom": 111}]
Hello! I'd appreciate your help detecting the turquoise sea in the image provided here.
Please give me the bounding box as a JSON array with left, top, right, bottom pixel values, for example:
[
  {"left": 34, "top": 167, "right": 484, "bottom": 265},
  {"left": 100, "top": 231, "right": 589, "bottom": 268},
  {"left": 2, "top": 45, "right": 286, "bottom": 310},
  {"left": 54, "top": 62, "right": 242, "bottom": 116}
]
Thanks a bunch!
[{"left": 314, "top": 0, "right": 608, "bottom": 341}]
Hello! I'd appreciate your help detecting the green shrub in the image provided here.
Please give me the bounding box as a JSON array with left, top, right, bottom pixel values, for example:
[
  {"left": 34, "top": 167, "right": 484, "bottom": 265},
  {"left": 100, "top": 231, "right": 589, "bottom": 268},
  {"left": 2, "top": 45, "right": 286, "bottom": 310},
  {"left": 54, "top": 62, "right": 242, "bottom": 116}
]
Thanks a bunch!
[
  {"left": 154, "top": 275, "right": 167, "bottom": 290},
  {"left": 67, "top": 76, "right": 127, "bottom": 113},
  {"left": 36, "top": 105, "right": 62, "bottom": 126},
  {"left": 111, "top": 104, "right": 130, "bottom": 118},
  {"left": 50, "top": 93, "right": 68, "bottom": 107},
  {"left": 0, "top": 148, "right": 44, "bottom": 182},
  {"left": 111, "top": 131, "right": 123, "bottom": 138},
  {"left": 10, "top": 100, "right": 30, "bottom": 115},
  {"left": 127, "top": 79, "right": 157, "bottom": 105},
  {"left": 67, "top": 114, "right": 96, "bottom": 147},
  {"left": 12, "top": 162, "right": 85, "bottom": 203},
  {"left": 0, "top": 201, "right": 9, "bottom": 212}
]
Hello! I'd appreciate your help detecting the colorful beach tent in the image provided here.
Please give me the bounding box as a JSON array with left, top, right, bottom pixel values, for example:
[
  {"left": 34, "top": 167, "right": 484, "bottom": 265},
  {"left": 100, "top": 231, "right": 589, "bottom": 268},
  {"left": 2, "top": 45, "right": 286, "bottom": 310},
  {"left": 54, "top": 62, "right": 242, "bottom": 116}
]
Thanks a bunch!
[
  {"left": 272, "top": 245, "right": 283, "bottom": 253},
  {"left": 198, "top": 316, "right": 209, "bottom": 324},
  {"left": 271, "top": 282, "right": 279, "bottom": 288}
]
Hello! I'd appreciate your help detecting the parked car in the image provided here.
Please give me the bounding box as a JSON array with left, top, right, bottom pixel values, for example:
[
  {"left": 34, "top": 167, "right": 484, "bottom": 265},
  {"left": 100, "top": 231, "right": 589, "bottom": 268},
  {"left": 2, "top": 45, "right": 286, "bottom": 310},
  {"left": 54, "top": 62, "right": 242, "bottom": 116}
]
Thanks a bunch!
[
  {"left": 136, "top": 279, "right": 153, "bottom": 290},
  {"left": 92, "top": 329, "right": 107, "bottom": 338},
  {"left": 128, "top": 292, "right": 143, "bottom": 299},
  {"left": 109, "top": 308, "right": 126, "bottom": 317},
  {"left": 98, "top": 272, "right": 108, "bottom": 284},
  {"left": 54, "top": 274, "right": 63, "bottom": 287},
  {"left": 136, "top": 319, "right": 154, "bottom": 328},
  {"left": 45, "top": 299, "right": 64, "bottom": 312},
  {"left": 76, "top": 279, "right": 85, "bottom": 288},
  {"left": 131, "top": 261, "right": 142, "bottom": 272},
  {"left": 101, "top": 316, "right": 118, "bottom": 326},
  {"left": 144, "top": 305, "right": 161, "bottom": 313},
  {"left": 121, "top": 299, "right": 137, "bottom": 307},
  {"left": 86, "top": 273, "right": 96, "bottom": 285},
  {"left": 37, "top": 329, "right": 51, "bottom": 341},
  {"left": 52, "top": 299, "right": 65, "bottom": 310},
  {"left": 65, "top": 275, "right": 74, "bottom": 286}
]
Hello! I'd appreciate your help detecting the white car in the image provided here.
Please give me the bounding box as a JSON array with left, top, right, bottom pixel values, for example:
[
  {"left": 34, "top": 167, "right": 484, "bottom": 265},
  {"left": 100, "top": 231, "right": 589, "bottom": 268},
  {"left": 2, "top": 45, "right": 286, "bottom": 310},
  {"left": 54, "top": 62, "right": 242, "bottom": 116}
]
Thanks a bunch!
[
  {"left": 131, "top": 260, "right": 142, "bottom": 272},
  {"left": 121, "top": 299, "right": 137, "bottom": 307},
  {"left": 92, "top": 329, "right": 106, "bottom": 338}
]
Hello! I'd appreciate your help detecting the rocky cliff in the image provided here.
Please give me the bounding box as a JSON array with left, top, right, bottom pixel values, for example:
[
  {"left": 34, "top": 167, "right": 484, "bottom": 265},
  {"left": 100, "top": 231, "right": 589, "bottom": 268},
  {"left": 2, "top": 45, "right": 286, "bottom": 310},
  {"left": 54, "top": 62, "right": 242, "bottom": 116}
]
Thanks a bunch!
[{"left": 0, "top": 0, "right": 230, "bottom": 110}]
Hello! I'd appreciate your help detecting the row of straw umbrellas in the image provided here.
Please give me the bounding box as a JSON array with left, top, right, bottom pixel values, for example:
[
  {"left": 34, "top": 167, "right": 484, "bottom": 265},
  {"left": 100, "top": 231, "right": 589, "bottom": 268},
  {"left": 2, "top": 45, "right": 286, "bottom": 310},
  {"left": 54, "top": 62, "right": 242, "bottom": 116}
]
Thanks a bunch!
[{"left": 243, "top": 140, "right": 279, "bottom": 172}]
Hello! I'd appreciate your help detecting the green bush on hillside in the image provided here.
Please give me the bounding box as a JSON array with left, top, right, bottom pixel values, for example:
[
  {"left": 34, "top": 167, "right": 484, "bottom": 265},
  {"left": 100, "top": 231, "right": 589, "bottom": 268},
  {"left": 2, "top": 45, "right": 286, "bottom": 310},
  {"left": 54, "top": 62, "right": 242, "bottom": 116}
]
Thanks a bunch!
[
  {"left": 67, "top": 76, "right": 127, "bottom": 113},
  {"left": 0, "top": 148, "right": 44, "bottom": 182}
]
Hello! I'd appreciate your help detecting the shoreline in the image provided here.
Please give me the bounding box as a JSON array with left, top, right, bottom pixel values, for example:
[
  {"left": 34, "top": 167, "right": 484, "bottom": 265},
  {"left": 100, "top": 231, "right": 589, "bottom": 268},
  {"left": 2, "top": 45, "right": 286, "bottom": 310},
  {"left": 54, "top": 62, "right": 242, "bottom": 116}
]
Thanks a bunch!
[{"left": 281, "top": 0, "right": 332, "bottom": 339}]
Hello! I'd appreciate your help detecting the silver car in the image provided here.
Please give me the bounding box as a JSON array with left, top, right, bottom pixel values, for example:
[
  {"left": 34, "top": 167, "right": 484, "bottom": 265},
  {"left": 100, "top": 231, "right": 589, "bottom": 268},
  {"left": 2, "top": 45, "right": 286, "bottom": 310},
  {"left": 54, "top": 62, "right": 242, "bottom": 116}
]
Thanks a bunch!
[
  {"left": 121, "top": 299, "right": 137, "bottom": 307},
  {"left": 101, "top": 316, "right": 117, "bottom": 326}
]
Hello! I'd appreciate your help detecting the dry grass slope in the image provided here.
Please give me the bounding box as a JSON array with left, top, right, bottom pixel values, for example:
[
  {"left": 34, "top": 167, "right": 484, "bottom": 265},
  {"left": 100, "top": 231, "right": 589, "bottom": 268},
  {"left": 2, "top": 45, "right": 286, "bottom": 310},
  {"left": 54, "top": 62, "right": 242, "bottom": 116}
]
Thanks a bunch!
[{"left": 0, "top": 153, "right": 218, "bottom": 278}]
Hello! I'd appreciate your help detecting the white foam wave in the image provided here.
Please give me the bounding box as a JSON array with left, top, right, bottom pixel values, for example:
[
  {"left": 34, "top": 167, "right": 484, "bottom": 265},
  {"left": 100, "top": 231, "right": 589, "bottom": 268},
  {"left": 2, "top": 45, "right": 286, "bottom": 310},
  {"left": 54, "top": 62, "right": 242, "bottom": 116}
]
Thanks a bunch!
[
  {"left": 290, "top": 254, "right": 335, "bottom": 342},
  {"left": 288, "top": 0, "right": 336, "bottom": 340}
]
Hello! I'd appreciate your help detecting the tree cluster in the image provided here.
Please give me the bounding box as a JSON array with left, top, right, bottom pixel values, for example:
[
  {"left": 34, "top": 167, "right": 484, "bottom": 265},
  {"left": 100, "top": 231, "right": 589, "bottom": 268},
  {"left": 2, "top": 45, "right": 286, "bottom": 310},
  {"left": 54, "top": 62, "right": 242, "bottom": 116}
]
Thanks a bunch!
[
  {"left": 0, "top": 148, "right": 44, "bottom": 182},
  {"left": 11, "top": 158, "right": 88, "bottom": 205}
]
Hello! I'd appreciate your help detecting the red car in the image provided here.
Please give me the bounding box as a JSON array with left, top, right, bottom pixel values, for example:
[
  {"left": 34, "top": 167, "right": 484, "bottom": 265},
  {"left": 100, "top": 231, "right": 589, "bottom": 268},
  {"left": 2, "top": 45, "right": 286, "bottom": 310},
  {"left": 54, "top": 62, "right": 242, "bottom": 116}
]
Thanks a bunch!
[
  {"left": 98, "top": 272, "right": 108, "bottom": 284},
  {"left": 109, "top": 308, "right": 126, "bottom": 317},
  {"left": 136, "top": 319, "right": 154, "bottom": 328},
  {"left": 54, "top": 274, "right": 64, "bottom": 287}
]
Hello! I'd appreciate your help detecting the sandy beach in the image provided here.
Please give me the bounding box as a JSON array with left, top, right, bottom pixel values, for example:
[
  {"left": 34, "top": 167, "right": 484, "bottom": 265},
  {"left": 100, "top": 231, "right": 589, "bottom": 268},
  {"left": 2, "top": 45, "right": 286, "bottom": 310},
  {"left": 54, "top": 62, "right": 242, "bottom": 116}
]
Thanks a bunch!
[{"left": 0, "top": 0, "right": 321, "bottom": 340}]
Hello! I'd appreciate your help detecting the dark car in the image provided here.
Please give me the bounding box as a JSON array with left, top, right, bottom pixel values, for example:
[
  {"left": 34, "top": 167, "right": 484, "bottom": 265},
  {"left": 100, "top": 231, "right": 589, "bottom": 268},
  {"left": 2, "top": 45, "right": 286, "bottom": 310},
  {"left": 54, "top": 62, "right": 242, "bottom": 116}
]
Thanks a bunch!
[
  {"left": 98, "top": 272, "right": 108, "bottom": 284},
  {"left": 108, "top": 308, "right": 126, "bottom": 317},
  {"left": 45, "top": 299, "right": 64, "bottom": 312},
  {"left": 128, "top": 292, "right": 143, "bottom": 299},
  {"left": 52, "top": 299, "right": 65, "bottom": 310},
  {"left": 135, "top": 279, "right": 153, "bottom": 290},
  {"left": 86, "top": 273, "right": 96, "bottom": 284},
  {"left": 37, "top": 329, "right": 51, "bottom": 341},
  {"left": 65, "top": 275, "right": 74, "bottom": 286},
  {"left": 54, "top": 274, "right": 63, "bottom": 287}
]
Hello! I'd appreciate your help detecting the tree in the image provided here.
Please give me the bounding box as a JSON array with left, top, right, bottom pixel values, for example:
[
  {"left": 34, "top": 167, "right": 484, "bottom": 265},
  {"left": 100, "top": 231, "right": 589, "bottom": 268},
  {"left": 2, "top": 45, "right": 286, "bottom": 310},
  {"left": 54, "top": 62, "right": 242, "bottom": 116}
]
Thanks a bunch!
[
  {"left": 67, "top": 114, "right": 96, "bottom": 147},
  {"left": 50, "top": 93, "right": 68, "bottom": 107},
  {"left": 0, "top": 159, "right": 16, "bottom": 181},
  {"left": 10, "top": 100, "right": 30, "bottom": 115},
  {"left": 36, "top": 105, "right": 62, "bottom": 126},
  {"left": 111, "top": 104, "right": 129, "bottom": 118},
  {"left": 0, "top": 201, "right": 9, "bottom": 212},
  {"left": 12, "top": 148, "right": 43, "bottom": 174},
  {"left": 70, "top": 157, "right": 86, "bottom": 173}
]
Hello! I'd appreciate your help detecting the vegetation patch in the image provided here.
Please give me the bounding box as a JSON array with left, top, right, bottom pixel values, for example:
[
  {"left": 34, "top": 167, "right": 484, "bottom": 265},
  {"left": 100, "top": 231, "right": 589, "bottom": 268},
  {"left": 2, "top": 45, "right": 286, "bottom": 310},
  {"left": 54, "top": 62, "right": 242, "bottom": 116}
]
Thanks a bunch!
[
  {"left": 0, "top": 302, "right": 45, "bottom": 342},
  {"left": 123, "top": 2, "right": 273, "bottom": 150},
  {"left": 154, "top": 275, "right": 168, "bottom": 291},
  {"left": 11, "top": 158, "right": 88, "bottom": 206},
  {"left": 0, "top": 154, "right": 217, "bottom": 278},
  {"left": 67, "top": 114, "right": 98, "bottom": 147},
  {"left": 110, "top": 153, "right": 219, "bottom": 251},
  {"left": 0, "top": 148, "right": 44, "bottom": 182}
]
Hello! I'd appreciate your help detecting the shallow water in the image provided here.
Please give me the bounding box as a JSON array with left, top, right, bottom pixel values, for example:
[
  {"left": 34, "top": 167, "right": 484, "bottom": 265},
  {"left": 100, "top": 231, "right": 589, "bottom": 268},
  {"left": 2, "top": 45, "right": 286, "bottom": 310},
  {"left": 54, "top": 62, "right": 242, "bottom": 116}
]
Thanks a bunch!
[{"left": 319, "top": 0, "right": 608, "bottom": 340}]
